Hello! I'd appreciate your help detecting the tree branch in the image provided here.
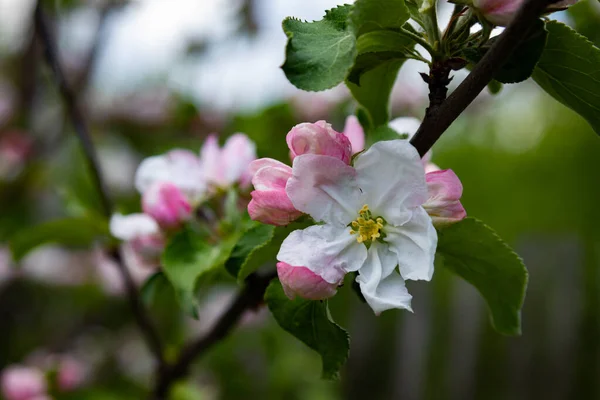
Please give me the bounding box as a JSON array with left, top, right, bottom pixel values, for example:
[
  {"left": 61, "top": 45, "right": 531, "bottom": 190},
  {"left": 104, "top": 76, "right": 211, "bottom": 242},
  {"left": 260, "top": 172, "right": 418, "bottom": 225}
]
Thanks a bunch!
[
  {"left": 410, "top": 0, "right": 556, "bottom": 157},
  {"left": 150, "top": 270, "right": 277, "bottom": 400},
  {"left": 34, "top": 2, "right": 166, "bottom": 370}
]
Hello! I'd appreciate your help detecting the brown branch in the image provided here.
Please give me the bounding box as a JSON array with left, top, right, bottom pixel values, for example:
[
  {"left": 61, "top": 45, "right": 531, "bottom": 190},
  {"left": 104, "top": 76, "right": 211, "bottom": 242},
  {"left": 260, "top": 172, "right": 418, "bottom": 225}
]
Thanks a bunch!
[
  {"left": 150, "top": 271, "right": 277, "bottom": 400},
  {"left": 410, "top": 0, "right": 557, "bottom": 157},
  {"left": 34, "top": 2, "right": 166, "bottom": 370}
]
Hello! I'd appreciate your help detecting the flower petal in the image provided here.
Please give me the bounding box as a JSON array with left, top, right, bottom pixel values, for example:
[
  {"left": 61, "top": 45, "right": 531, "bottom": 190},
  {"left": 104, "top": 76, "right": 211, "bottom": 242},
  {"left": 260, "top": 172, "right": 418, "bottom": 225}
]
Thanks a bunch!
[
  {"left": 343, "top": 115, "right": 365, "bottom": 155},
  {"left": 277, "top": 224, "right": 366, "bottom": 283},
  {"left": 277, "top": 262, "right": 339, "bottom": 300},
  {"left": 199, "top": 134, "right": 223, "bottom": 185},
  {"left": 423, "top": 169, "right": 467, "bottom": 227},
  {"left": 286, "top": 154, "right": 361, "bottom": 226},
  {"left": 389, "top": 116, "right": 433, "bottom": 165},
  {"left": 385, "top": 207, "right": 437, "bottom": 281},
  {"left": 356, "top": 242, "right": 412, "bottom": 314},
  {"left": 221, "top": 133, "right": 256, "bottom": 187},
  {"left": 109, "top": 213, "right": 159, "bottom": 241},
  {"left": 354, "top": 140, "right": 428, "bottom": 222},
  {"left": 248, "top": 158, "right": 290, "bottom": 178}
]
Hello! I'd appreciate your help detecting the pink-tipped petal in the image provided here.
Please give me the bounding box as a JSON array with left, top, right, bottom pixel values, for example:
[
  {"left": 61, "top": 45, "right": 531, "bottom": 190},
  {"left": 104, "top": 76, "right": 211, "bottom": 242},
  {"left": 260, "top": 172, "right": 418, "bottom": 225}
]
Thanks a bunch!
[
  {"left": 286, "top": 121, "right": 353, "bottom": 164},
  {"left": 199, "top": 134, "right": 223, "bottom": 185},
  {"left": 221, "top": 133, "right": 257, "bottom": 187},
  {"left": 142, "top": 182, "right": 192, "bottom": 229},
  {"left": 343, "top": 115, "right": 365, "bottom": 155},
  {"left": 423, "top": 169, "right": 467, "bottom": 227},
  {"left": 277, "top": 262, "right": 341, "bottom": 300},
  {"left": 1, "top": 366, "right": 47, "bottom": 400}
]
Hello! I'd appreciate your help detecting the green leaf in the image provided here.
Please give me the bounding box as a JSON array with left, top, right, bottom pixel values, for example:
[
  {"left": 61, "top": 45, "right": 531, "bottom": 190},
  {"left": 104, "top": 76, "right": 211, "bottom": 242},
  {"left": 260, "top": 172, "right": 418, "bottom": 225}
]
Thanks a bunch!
[
  {"left": 347, "top": 58, "right": 407, "bottom": 129},
  {"left": 355, "top": 30, "right": 415, "bottom": 55},
  {"left": 225, "top": 223, "right": 275, "bottom": 280},
  {"left": 140, "top": 271, "right": 172, "bottom": 306},
  {"left": 532, "top": 21, "right": 600, "bottom": 135},
  {"left": 435, "top": 218, "right": 528, "bottom": 336},
  {"left": 350, "top": 0, "right": 410, "bottom": 36},
  {"left": 162, "top": 226, "right": 240, "bottom": 316},
  {"left": 367, "top": 125, "right": 402, "bottom": 145},
  {"left": 281, "top": 5, "right": 357, "bottom": 91},
  {"left": 265, "top": 280, "right": 350, "bottom": 379},
  {"left": 464, "top": 19, "right": 547, "bottom": 84},
  {"left": 10, "top": 216, "right": 109, "bottom": 261}
]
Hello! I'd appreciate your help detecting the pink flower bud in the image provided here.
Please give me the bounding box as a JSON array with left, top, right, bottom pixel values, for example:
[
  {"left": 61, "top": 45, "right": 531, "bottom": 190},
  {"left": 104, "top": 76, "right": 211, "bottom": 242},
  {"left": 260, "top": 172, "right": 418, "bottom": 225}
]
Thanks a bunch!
[
  {"left": 248, "top": 159, "right": 303, "bottom": 226},
  {"left": 473, "top": 0, "right": 577, "bottom": 26},
  {"left": 57, "top": 357, "right": 85, "bottom": 392},
  {"left": 277, "top": 262, "right": 341, "bottom": 300},
  {"left": 423, "top": 169, "right": 467, "bottom": 227},
  {"left": 287, "top": 121, "right": 353, "bottom": 164},
  {"left": 142, "top": 182, "right": 192, "bottom": 229},
  {"left": 1, "top": 366, "right": 47, "bottom": 400},
  {"left": 343, "top": 115, "right": 365, "bottom": 155}
]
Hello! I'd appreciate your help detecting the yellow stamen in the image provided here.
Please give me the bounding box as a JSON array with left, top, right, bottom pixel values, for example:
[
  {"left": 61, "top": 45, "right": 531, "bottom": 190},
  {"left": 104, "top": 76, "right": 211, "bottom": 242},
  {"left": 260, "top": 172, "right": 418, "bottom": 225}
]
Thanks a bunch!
[{"left": 349, "top": 204, "right": 385, "bottom": 244}]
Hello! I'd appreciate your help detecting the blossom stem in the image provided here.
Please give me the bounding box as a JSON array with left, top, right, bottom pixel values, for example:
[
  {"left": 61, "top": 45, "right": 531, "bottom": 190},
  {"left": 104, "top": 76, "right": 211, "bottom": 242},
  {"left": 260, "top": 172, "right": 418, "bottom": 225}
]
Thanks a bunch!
[
  {"left": 34, "top": 1, "right": 166, "bottom": 372},
  {"left": 410, "top": 0, "right": 557, "bottom": 157}
]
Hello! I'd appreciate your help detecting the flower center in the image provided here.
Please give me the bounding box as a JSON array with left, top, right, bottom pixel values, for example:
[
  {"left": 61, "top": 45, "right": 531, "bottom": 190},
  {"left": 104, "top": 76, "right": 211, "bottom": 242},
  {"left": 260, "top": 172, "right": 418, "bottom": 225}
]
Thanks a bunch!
[{"left": 349, "top": 204, "right": 384, "bottom": 244}]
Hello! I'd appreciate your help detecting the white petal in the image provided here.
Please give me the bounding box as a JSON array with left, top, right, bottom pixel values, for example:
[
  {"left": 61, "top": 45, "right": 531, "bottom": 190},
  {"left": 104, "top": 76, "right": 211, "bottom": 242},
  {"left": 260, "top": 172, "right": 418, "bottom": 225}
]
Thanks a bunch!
[
  {"left": 385, "top": 207, "right": 437, "bottom": 281},
  {"left": 135, "top": 155, "right": 171, "bottom": 194},
  {"left": 389, "top": 117, "right": 421, "bottom": 138},
  {"left": 221, "top": 133, "right": 257, "bottom": 186},
  {"left": 199, "top": 135, "right": 222, "bottom": 185},
  {"left": 286, "top": 154, "right": 361, "bottom": 226},
  {"left": 277, "top": 224, "right": 367, "bottom": 283},
  {"left": 109, "top": 213, "right": 159, "bottom": 241},
  {"left": 357, "top": 242, "right": 412, "bottom": 314},
  {"left": 354, "top": 140, "right": 428, "bottom": 222}
]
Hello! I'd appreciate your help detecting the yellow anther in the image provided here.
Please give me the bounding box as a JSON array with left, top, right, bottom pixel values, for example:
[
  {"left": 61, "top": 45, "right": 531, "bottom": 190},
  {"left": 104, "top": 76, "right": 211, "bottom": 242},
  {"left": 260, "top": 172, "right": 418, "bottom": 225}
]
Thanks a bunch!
[{"left": 349, "top": 204, "right": 385, "bottom": 244}]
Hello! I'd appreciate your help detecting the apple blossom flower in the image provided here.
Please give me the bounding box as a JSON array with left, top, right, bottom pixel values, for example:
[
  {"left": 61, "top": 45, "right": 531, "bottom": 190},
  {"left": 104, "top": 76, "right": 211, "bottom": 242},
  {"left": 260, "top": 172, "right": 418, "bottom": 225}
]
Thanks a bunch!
[
  {"left": 109, "top": 213, "right": 164, "bottom": 267},
  {"left": 142, "top": 182, "right": 192, "bottom": 230},
  {"left": 56, "top": 357, "right": 85, "bottom": 392},
  {"left": 199, "top": 133, "right": 257, "bottom": 189},
  {"left": 472, "top": 0, "right": 578, "bottom": 26},
  {"left": 135, "top": 149, "right": 205, "bottom": 204},
  {"left": 287, "top": 121, "right": 353, "bottom": 164},
  {"left": 248, "top": 158, "right": 303, "bottom": 226},
  {"left": 277, "top": 140, "right": 438, "bottom": 314},
  {"left": 343, "top": 115, "right": 365, "bottom": 155},
  {"left": 277, "top": 262, "right": 341, "bottom": 300},
  {"left": 1, "top": 365, "right": 48, "bottom": 400}
]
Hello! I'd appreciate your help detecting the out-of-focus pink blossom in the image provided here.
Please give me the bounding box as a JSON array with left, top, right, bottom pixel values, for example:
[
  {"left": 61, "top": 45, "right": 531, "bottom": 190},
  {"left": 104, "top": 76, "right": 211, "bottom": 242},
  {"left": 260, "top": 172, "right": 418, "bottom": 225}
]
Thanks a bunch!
[
  {"left": 248, "top": 158, "right": 302, "bottom": 226},
  {"left": 473, "top": 0, "right": 578, "bottom": 25},
  {"left": 0, "top": 131, "right": 33, "bottom": 182},
  {"left": 277, "top": 262, "right": 341, "bottom": 300},
  {"left": 287, "top": 121, "right": 353, "bottom": 164},
  {"left": 1, "top": 366, "right": 47, "bottom": 400},
  {"left": 135, "top": 149, "right": 205, "bottom": 204},
  {"left": 200, "top": 133, "right": 257, "bottom": 189},
  {"left": 343, "top": 115, "right": 365, "bottom": 155},
  {"left": 423, "top": 169, "right": 467, "bottom": 227},
  {"left": 56, "top": 357, "right": 85, "bottom": 392},
  {"left": 109, "top": 214, "right": 165, "bottom": 267},
  {"left": 142, "top": 182, "right": 192, "bottom": 230}
]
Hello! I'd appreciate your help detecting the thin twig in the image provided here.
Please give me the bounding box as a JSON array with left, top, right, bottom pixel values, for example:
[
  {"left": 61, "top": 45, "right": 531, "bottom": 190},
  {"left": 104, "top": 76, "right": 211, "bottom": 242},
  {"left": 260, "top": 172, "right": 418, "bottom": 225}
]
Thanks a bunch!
[
  {"left": 150, "top": 271, "right": 277, "bottom": 400},
  {"left": 410, "top": 0, "right": 556, "bottom": 157},
  {"left": 34, "top": 2, "right": 166, "bottom": 370}
]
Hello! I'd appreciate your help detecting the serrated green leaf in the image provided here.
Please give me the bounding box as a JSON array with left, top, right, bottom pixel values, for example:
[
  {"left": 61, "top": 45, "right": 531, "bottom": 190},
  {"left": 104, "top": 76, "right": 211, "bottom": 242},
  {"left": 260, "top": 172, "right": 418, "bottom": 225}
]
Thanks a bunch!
[
  {"left": 225, "top": 223, "right": 275, "bottom": 280},
  {"left": 162, "top": 227, "right": 240, "bottom": 317},
  {"left": 532, "top": 21, "right": 600, "bottom": 135},
  {"left": 350, "top": 0, "right": 410, "bottom": 36},
  {"left": 435, "top": 218, "right": 528, "bottom": 336},
  {"left": 281, "top": 5, "right": 356, "bottom": 91},
  {"left": 10, "top": 216, "right": 109, "bottom": 261},
  {"left": 356, "top": 30, "right": 415, "bottom": 55},
  {"left": 265, "top": 280, "right": 350, "bottom": 379},
  {"left": 464, "top": 19, "right": 547, "bottom": 84}
]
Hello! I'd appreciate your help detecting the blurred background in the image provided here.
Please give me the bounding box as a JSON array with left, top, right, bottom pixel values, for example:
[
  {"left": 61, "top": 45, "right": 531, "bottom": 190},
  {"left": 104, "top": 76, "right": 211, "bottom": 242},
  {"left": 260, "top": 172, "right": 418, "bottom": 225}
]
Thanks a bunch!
[{"left": 1, "top": 0, "right": 600, "bottom": 399}]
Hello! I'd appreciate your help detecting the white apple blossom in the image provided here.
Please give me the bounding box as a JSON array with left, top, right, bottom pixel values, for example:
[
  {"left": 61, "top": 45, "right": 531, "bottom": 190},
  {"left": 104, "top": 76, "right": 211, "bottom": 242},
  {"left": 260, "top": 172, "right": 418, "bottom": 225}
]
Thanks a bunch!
[{"left": 277, "top": 140, "right": 438, "bottom": 314}]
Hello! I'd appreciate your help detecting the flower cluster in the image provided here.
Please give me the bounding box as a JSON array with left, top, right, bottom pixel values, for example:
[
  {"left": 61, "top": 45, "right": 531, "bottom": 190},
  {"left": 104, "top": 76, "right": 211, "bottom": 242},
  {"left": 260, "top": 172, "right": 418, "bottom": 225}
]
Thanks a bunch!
[
  {"left": 472, "top": 0, "right": 577, "bottom": 26},
  {"left": 249, "top": 116, "right": 466, "bottom": 314},
  {"left": 110, "top": 134, "right": 256, "bottom": 267}
]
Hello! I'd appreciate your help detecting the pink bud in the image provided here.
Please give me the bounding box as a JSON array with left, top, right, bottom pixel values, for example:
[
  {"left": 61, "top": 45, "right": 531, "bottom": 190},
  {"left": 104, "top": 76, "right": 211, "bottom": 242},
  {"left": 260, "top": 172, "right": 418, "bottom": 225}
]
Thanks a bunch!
[
  {"left": 277, "top": 262, "right": 340, "bottom": 300},
  {"left": 57, "top": 357, "right": 85, "bottom": 392},
  {"left": 286, "top": 121, "right": 353, "bottom": 164},
  {"left": 1, "top": 366, "right": 47, "bottom": 400},
  {"left": 473, "top": 0, "right": 577, "bottom": 26},
  {"left": 423, "top": 169, "right": 467, "bottom": 227},
  {"left": 248, "top": 159, "right": 303, "bottom": 226},
  {"left": 343, "top": 115, "right": 365, "bottom": 155},
  {"left": 142, "top": 182, "right": 192, "bottom": 229}
]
